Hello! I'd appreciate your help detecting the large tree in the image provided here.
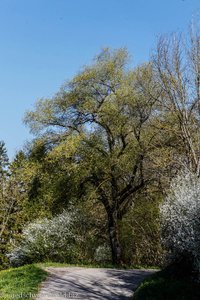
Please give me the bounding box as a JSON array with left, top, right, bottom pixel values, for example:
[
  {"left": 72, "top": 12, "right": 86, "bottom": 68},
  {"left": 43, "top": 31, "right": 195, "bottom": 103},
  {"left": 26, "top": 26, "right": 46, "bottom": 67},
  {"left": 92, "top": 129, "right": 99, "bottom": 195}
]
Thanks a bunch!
[{"left": 24, "top": 49, "right": 161, "bottom": 264}]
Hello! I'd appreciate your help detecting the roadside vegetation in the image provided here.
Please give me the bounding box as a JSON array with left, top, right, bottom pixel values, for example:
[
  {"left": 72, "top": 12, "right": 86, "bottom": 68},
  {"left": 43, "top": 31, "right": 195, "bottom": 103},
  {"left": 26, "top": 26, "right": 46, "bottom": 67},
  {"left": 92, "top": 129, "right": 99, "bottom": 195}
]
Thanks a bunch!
[
  {"left": 0, "top": 264, "right": 47, "bottom": 300},
  {"left": 134, "top": 269, "right": 200, "bottom": 300}
]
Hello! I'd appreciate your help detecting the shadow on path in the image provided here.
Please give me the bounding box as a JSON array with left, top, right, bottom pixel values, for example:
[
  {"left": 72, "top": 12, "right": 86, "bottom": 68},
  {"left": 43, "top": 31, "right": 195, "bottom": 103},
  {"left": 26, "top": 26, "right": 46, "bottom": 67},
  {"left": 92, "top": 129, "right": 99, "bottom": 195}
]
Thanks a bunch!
[{"left": 36, "top": 267, "right": 156, "bottom": 300}]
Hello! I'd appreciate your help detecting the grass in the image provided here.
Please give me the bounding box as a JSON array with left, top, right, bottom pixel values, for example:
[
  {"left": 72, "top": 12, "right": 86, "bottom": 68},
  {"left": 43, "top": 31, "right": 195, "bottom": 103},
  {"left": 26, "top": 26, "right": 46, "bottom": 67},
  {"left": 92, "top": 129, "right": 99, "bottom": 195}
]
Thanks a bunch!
[
  {"left": 37, "top": 261, "right": 118, "bottom": 269},
  {"left": 37, "top": 261, "right": 158, "bottom": 270},
  {"left": 0, "top": 264, "right": 48, "bottom": 300},
  {"left": 134, "top": 269, "right": 200, "bottom": 300}
]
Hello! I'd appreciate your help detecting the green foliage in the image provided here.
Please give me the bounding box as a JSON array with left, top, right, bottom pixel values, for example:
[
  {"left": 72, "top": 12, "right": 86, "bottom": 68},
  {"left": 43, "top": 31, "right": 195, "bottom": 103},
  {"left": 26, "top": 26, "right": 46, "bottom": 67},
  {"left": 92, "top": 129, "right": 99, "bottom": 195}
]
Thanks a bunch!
[
  {"left": 120, "top": 194, "right": 163, "bottom": 266},
  {"left": 0, "top": 141, "right": 9, "bottom": 176},
  {"left": 0, "top": 143, "right": 25, "bottom": 268},
  {"left": 134, "top": 270, "right": 200, "bottom": 300}
]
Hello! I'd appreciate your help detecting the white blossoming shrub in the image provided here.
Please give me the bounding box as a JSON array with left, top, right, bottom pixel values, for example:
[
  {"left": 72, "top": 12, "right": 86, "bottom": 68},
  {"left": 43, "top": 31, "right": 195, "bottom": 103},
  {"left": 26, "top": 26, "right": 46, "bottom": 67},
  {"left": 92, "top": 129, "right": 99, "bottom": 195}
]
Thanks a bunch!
[
  {"left": 8, "top": 210, "right": 81, "bottom": 266},
  {"left": 160, "top": 172, "right": 200, "bottom": 276},
  {"left": 94, "top": 244, "right": 112, "bottom": 263}
]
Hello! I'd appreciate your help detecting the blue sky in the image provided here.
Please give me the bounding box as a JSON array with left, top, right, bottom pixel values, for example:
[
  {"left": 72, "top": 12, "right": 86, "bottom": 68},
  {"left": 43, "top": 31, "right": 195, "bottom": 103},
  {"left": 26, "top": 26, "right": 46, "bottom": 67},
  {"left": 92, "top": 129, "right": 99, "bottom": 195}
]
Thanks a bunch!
[{"left": 0, "top": 0, "right": 199, "bottom": 159}]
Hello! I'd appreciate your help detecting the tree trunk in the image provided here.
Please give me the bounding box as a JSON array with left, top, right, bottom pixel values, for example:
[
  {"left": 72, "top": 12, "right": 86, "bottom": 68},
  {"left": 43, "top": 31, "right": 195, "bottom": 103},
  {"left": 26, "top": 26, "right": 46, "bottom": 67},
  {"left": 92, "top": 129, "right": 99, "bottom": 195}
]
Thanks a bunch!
[{"left": 108, "top": 212, "right": 122, "bottom": 265}]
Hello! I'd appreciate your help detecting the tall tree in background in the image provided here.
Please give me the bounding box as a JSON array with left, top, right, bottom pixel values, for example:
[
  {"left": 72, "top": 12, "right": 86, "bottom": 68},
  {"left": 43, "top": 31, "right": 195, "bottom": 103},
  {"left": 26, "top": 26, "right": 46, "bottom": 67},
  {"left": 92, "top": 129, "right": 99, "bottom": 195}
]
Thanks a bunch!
[
  {"left": 152, "top": 24, "right": 200, "bottom": 175},
  {"left": 24, "top": 49, "right": 162, "bottom": 264},
  {"left": 0, "top": 141, "right": 9, "bottom": 178},
  {"left": 0, "top": 141, "right": 10, "bottom": 239},
  {"left": 0, "top": 144, "right": 27, "bottom": 267}
]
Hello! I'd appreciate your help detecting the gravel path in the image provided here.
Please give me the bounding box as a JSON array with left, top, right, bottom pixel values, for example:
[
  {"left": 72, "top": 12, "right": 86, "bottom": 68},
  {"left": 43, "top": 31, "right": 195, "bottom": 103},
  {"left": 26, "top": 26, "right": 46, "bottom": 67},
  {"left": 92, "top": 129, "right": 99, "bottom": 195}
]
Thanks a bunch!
[{"left": 36, "top": 267, "right": 156, "bottom": 300}]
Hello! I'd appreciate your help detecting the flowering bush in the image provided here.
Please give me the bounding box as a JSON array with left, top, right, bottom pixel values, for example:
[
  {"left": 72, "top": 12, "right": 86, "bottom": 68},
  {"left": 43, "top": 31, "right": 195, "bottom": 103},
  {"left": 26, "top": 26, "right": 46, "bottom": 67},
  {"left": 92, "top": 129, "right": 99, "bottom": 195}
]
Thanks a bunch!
[
  {"left": 160, "top": 172, "right": 200, "bottom": 277},
  {"left": 8, "top": 210, "right": 81, "bottom": 266},
  {"left": 94, "top": 244, "right": 112, "bottom": 263}
]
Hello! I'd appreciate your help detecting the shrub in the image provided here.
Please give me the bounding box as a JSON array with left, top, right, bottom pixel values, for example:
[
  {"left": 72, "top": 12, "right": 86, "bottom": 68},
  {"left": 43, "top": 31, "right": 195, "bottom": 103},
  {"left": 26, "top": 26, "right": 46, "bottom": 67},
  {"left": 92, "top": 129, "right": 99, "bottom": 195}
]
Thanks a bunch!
[
  {"left": 160, "top": 172, "right": 200, "bottom": 278},
  {"left": 8, "top": 210, "right": 81, "bottom": 266},
  {"left": 134, "top": 269, "right": 200, "bottom": 300},
  {"left": 94, "top": 244, "right": 112, "bottom": 263}
]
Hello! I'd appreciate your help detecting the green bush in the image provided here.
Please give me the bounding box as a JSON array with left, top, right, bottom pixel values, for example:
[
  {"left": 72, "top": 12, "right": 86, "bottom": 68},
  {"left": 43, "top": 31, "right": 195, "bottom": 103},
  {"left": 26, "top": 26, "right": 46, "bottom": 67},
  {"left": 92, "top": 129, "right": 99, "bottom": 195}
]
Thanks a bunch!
[{"left": 134, "top": 270, "right": 200, "bottom": 300}]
